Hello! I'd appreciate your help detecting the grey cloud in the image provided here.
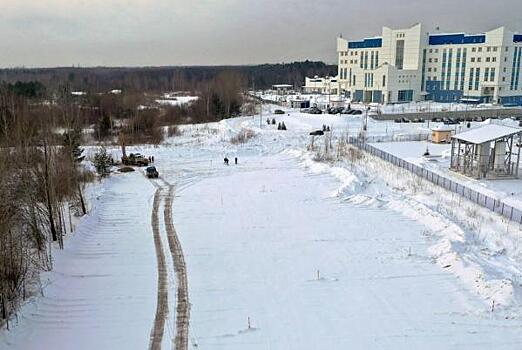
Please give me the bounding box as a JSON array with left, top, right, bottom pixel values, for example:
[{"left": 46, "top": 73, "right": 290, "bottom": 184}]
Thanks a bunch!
[{"left": 0, "top": 0, "right": 520, "bottom": 67}]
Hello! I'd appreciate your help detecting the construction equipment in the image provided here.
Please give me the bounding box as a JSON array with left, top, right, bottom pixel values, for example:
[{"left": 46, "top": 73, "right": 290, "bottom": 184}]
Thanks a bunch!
[{"left": 122, "top": 153, "right": 149, "bottom": 166}]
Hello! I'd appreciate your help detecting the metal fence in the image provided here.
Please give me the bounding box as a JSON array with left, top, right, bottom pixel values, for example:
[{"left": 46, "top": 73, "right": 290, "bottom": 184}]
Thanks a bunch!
[
  {"left": 364, "top": 133, "right": 430, "bottom": 143},
  {"left": 348, "top": 137, "right": 522, "bottom": 224}
]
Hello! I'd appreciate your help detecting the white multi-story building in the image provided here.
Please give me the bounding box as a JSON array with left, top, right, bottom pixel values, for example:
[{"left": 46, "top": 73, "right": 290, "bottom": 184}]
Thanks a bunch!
[
  {"left": 303, "top": 75, "right": 339, "bottom": 95},
  {"left": 337, "top": 23, "right": 522, "bottom": 105}
]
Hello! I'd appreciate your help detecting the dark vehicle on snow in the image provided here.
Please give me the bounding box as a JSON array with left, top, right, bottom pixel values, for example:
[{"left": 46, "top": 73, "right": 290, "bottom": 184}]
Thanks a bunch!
[
  {"left": 146, "top": 166, "right": 159, "bottom": 178},
  {"left": 274, "top": 109, "right": 285, "bottom": 114}
]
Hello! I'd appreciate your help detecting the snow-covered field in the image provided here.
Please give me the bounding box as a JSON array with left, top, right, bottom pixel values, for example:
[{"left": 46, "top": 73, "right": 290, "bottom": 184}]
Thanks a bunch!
[{"left": 2, "top": 107, "right": 522, "bottom": 349}]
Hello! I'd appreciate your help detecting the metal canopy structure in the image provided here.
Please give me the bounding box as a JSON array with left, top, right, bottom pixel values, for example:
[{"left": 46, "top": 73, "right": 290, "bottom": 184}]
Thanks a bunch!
[{"left": 450, "top": 124, "right": 522, "bottom": 179}]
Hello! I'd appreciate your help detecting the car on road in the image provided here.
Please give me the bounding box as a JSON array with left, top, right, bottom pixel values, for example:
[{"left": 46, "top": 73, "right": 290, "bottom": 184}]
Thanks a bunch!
[
  {"left": 146, "top": 166, "right": 159, "bottom": 178},
  {"left": 274, "top": 109, "right": 285, "bottom": 114},
  {"left": 309, "top": 130, "right": 325, "bottom": 136}
]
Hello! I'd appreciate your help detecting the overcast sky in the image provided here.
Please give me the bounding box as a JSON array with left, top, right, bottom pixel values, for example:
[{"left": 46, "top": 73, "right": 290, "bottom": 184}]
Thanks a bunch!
[{"left": 0, "top": 0, "right": 521, "bottom": 68}]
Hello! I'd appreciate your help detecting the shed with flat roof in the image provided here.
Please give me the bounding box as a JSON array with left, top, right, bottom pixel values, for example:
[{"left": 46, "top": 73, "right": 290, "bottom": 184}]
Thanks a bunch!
[{"left": 450, "top": 124, "right": 522, "bottom": 179}]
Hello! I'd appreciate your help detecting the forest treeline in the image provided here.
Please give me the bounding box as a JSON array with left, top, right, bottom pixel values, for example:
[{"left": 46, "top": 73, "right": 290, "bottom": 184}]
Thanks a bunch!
[
  {"left": 0, "top": 84, "right": 92, "bottom": 328},
  {"left": 0, "top": 61, "right": 336, "bottom": 93}
]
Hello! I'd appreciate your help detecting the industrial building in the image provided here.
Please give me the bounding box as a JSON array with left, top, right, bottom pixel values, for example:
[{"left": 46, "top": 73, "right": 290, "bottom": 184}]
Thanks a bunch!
[{"left": 337, "top": 23, "right": 522, "bottom": 105}]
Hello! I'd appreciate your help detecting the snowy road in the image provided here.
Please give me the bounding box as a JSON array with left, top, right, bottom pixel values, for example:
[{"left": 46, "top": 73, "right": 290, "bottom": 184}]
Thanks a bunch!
[{"left": 0, "top": 173, "right": 160, "bottom": 349}]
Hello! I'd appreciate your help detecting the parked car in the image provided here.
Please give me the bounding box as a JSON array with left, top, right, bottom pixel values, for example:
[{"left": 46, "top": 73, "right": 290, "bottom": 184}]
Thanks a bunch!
[
  {"left": 327, "top": 106, "right": 343, "bottom": 114},
  {"left": 394, "top": 118, "right": 402, "bottom": 123},
  {"left": 274, "top": 109, "right": 285, "bottom": 114},
  {"left": 145, "top": 166, "right": 159, "bottom": 178},
  {"left": 309, "top": 130, "right": 324, "bottom": 136},
  {"left": 350, "top": 110, "right": 363, "bottom": 115},
  {"left": 307, "top": 107, "right": 322, "bottom": 114},
  {"left": 443, "top": 118, "right": 460, "bottom": 125}
]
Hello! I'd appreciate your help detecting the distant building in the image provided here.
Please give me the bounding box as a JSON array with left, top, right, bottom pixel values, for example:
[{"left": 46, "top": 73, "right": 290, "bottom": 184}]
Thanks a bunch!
[
  {"left": 289, "top": 99, "right": 310, "bottom": 109},
  {"left": 303, "top": 75, "right": 339, "bottom": 95},
  {"left": 337, "top": 23, "right": 522, "bottom": 105},
  {"left": 272, "top": 84, "right": 293, "bottom": 96}
]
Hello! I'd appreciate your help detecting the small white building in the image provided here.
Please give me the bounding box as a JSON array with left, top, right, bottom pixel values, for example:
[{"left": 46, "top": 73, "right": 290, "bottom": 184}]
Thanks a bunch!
[
  {"left": 272, "top": 84, "right": 293, "bottom": 96},
  {"left": 303, "top": 75, "right": 339, "bottom": 95}
]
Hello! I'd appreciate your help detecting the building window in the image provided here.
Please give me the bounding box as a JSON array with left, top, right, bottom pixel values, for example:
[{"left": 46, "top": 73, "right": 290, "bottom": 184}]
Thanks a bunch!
[
  {"left": 492, "top": 57, "right": 497, "bottom": 62},
  {"left": 472, "top": 47, "right": 476, "bottom": 52},
  {"left": 395, "top": 40, "right": 405, "bottom": 70},
  {"left": 471, "top": 57, "right": 475, "bottom": 62},
  {"left": 484, "top": 67, "right": 490, "bottom": 81},
  {"left": 475, "top": 68, "right": 480, "bottom": 90},
  {"left": 486, "top": 57, "right": 490, "bottom": 62},
  {"left": 460, "top": 48, "right": 467, "bottom": 91},
  {"left": 382, "top": 75, "right": 386, "bottom": 87},
  {"left": 478, "top": 47, "right": 482, "bottom": 52},
  {"left": 477, "top": 58, "right": 481, "bottom": 62},
  {"left": 490, "top": 68, "right": 496, "bottom": 81}
]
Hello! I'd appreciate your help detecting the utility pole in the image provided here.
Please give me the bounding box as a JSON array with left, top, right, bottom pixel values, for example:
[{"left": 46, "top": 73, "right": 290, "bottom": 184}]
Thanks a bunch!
[{"left": 259, "top": 100, "right": 263, "bottom": 129}]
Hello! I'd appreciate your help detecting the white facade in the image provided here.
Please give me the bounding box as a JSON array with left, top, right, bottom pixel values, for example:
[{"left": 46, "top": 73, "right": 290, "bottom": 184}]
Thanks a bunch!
[
  {"left": 337, "top": 23, "right": 522, "bottom": 105},
  {"left": 303, "top": 75, "right": 339, "bottom": 95}
]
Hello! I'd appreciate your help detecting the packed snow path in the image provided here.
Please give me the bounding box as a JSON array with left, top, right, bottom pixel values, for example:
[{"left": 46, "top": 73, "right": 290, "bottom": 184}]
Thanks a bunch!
[
  {"left": 171, "top": 155, "right": 522, "bottom": 350},
  {"left": 0, "top": 174, "right": 161, "bottom": 349},
  {"left": 149, "top": 185, "right": 169, "bottom": 349},
  {"left": 163, "top": 182, "right": 190, "bottom": 350}
]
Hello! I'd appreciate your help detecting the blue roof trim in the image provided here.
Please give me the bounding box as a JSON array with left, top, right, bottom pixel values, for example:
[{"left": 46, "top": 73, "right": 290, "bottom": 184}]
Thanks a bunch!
[
  {"left": 429, "top": 34, "right": 485, "bottom": 45},
  {"left": 515, "top": 35, "right": 522, "bottom": 43},
  {"left": 348, "top": 38, "right": 382, "bottom": 49}
]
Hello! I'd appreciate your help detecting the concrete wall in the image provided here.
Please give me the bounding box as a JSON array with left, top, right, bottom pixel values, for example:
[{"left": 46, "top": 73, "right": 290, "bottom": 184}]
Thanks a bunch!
[{"left": 374, "top": 108, "right": 522, "bottom": 121}]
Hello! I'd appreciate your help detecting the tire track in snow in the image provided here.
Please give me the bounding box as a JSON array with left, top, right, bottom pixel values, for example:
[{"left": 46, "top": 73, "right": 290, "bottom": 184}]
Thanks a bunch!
[
  {"left": 149, "top": 187, "right": 169, "bottom": 350},
  {"left": 163, "top": 181, "right": 190, "bottom": 350}
]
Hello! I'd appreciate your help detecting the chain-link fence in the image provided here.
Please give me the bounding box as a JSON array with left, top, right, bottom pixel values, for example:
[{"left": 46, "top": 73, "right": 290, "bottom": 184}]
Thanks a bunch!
[{"left": 349, "top": 137, "right": 522, "bottom": 224}]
